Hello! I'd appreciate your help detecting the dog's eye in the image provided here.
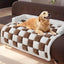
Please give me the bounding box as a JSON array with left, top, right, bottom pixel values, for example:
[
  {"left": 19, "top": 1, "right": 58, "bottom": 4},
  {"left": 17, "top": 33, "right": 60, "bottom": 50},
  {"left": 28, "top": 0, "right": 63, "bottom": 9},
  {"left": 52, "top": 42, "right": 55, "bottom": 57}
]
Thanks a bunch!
[{"left": 43, "top": 13, "right": 45, "bottom": 14}]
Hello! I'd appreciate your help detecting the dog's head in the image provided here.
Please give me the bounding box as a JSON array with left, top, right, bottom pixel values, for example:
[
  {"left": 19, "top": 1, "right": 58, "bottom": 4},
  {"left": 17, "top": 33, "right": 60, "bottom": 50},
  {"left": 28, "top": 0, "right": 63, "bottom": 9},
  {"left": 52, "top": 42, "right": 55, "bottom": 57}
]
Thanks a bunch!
[{"left": 39, "top": 11, "right": 51, "bottom": 21}]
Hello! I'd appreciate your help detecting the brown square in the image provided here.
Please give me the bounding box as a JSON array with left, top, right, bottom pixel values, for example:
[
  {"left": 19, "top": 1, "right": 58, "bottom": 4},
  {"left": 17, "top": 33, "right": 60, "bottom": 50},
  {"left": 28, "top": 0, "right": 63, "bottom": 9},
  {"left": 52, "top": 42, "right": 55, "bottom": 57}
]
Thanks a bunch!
[
  {"left": 13, "top": 26, "right": 18, "bottom": 29},
  {"left": 52, "top": 28, "right": 57, "bottom": 32},
  {"left": 46, "top": 39, "right": 51, "bottom": 45},
  {"left": 45, "top": 53, "right": 48, "bottom": 58},
  {"left": 34, "top": 35, "right": 42, "bottom": 42},
  {"left": 2, "top": 31, "right": 4, "bottom": 37},
  {"left": 5, "top": 27, "right": 11, "bottom": 32},
  {"left": 13, "top": 23, "right": 17, "bottom": 25},
  {"left": 22, "top": 28, "right": 28, "bottom": 31},
  {"left": 58, "top": 25, "right": 61, "bottom": 27},
  {"left": 24, "top": 32, "right": 30, "bottom": 38},
  {"left": 4, "top": 38, "right": 8, "bottom": 43},
  {"left": 39, "top": 43, "right": 45, "bottom": 51},
  {"left": 51, "top": 25, "right": 55, "bottom": 29},
  {"left": 22, "top": 44, "right": 28, "bottom": 51},
  {"left": 45, "top": 33, "right": 52, "bottom": 38},
  {"left": 28, "top": 39, "right": 33, "bottom": 47},
  {"left": 17, "top": 36, "right": 23, "bottom": 43},
  {"left": 13, "top": 41, "right": 17, "bottom": 47},
  {"left": 50, "top": 24, "right": 53, "bottom": 27},
  {"left": 21, "top": 20, "right": 25, "bottom": 22},
  {"left": 8, "top": 33, "right": 12, "bottom": 40},
  {"left": 33, "top": 49, "right": 39, "bottom": 55},
  {"left": 14, "top": 29, "right": 20, "bottom": 35},
  {"left": 32, "top": 32, "right": 37, "bottom": 34}
]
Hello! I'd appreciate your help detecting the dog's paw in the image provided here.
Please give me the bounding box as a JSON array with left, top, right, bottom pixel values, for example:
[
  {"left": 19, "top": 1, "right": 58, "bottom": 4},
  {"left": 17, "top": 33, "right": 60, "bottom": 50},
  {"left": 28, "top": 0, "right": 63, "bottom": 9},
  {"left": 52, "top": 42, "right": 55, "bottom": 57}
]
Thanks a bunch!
[
  {"left": 38, "top": 32, "right": 44, "bottom": 35},
  {"left": 53, "top": 32, "right": 56, "bottom": 36},
  {"left": 17, "top": 24, "right": 19, "bottom": 26},
  {"left": 50, "top": 30, "right": 56, "bottom": 36},
  {"left": 35, "top": 30, "right": 44, "bottom": 35}
]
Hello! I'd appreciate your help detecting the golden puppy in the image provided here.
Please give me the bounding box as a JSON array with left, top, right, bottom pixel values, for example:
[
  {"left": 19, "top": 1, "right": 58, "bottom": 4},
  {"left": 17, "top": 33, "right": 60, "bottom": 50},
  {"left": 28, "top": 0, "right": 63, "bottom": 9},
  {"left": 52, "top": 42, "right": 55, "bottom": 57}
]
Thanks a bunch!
[{"left": 17, "top": 11, "right": 56, "bottom": 35}]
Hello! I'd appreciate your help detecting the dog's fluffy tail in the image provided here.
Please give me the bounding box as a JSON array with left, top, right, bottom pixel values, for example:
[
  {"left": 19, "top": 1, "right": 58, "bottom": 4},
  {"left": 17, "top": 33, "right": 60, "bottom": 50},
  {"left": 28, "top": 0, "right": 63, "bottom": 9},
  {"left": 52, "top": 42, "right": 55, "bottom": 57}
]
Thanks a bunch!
[{"left": 17, "top": 23, "right": 26, "bottom": 27}]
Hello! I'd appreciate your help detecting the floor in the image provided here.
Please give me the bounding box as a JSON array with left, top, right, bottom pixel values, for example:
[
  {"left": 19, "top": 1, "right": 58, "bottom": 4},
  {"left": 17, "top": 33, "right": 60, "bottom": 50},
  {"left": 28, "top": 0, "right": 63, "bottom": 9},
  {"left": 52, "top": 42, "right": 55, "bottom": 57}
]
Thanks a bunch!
[
  {"left": 0, "top": 7, "right": 12, "bottom": 17},
  {"left": 0, "top": 7, "right": 54, "bottom": 64}
]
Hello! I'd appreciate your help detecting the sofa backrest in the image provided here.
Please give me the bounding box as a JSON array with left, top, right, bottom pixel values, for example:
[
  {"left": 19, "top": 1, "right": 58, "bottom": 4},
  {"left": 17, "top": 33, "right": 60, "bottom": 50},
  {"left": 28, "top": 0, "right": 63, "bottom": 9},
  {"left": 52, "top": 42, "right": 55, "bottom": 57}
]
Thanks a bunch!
[{"left": 12, "top": 1, "right": 64, "bottom": 21}]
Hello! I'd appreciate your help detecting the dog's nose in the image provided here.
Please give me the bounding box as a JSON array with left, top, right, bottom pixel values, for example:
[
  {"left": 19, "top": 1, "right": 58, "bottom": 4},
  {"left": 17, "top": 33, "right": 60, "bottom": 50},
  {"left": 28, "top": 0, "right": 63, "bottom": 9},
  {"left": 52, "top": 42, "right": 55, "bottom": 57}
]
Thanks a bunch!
[{"left": 48, "top": 13, "right": 51, "bottom": 17}]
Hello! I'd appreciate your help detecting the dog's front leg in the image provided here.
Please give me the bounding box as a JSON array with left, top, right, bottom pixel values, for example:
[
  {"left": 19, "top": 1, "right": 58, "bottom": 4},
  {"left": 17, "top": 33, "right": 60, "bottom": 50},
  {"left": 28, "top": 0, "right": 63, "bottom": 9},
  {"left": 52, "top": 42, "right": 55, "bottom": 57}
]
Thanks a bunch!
[
  {"left": 54, "top": 61, "right": 58, "bottom": 64},
  {"left": 50, "top": 29, "right": 56, "bottom": 35},
  {"left": 35, "top": 30, "right": 44, "bottom": 35},
  {"left": 17, "top": 22, "right": 26, "bottom": 27}
]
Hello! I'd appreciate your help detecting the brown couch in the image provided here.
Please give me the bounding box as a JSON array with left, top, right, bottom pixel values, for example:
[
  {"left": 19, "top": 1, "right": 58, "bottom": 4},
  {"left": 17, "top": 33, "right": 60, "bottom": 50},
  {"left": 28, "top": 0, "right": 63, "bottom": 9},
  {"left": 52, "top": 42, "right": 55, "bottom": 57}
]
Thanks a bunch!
[{"left": 0, "top": 1, "right": 64, "bottom": 64}]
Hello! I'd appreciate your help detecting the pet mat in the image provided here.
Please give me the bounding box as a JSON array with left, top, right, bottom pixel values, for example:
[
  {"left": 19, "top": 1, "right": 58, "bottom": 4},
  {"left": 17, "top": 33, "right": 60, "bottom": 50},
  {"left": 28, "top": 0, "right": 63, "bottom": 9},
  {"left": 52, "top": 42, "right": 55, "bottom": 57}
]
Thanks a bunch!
[{"left": 1, "top": 14, "right": 64, "bottom": 61}]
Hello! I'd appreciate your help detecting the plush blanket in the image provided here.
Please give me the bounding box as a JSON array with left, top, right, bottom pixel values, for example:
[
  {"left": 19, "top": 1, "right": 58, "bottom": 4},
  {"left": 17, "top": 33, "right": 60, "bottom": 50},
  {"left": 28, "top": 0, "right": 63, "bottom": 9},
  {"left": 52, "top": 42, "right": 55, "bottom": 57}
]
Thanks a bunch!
[{"left": 1, "top": 14, "right": 64, "bottom": 61}]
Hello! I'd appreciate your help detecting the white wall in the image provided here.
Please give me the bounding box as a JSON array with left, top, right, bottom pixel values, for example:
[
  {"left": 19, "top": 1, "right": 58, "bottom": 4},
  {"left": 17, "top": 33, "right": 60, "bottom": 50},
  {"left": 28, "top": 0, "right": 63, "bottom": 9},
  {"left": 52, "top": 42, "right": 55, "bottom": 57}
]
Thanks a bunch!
[
  {"left": 18, "top": 0, "right": 32, "bottom": 2},
  {"left": 32, "top": 0, "right": 61, "bottom": 6},
  {"left": 60, "top": 0, "right": 64, "bottom": 6},
  {"left": 18, "top": 0, "right": 64, "bottom": 6},
  {"left": 32, "top": 0, "right": 50, "bottom": 4}
]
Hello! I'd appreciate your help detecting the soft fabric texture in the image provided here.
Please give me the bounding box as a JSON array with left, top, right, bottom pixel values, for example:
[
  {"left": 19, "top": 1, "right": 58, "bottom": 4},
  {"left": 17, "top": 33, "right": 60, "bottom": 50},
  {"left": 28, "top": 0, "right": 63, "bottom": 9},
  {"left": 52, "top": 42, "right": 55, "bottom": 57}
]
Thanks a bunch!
[{"left": 1, "top": 14, "right": 64, "bottom": 61}]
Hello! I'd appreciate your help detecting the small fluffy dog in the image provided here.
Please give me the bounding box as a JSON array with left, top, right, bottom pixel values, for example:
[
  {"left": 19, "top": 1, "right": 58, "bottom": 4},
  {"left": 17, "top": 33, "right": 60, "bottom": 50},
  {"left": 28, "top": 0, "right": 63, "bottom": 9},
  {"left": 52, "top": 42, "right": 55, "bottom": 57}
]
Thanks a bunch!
[{"left": 17, "top": 11, "right": 56, "bottom": 35}]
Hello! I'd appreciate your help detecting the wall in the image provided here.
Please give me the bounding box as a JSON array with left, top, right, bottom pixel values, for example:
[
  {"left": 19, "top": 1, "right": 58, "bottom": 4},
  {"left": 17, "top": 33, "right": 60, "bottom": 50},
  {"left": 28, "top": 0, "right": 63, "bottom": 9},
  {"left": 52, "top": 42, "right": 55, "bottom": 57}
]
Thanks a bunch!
[
  {"left": 60, "top": 0, "right": 64, "bottom": 6},
  {"left": 18, "top": 0, "right": 32, "bottom": 2},
  {"left": 18, "top": 0, "right": 64, "bottom": 6},
  {"left": 0, "top": 0, "right": 17, "bottom": 8}
]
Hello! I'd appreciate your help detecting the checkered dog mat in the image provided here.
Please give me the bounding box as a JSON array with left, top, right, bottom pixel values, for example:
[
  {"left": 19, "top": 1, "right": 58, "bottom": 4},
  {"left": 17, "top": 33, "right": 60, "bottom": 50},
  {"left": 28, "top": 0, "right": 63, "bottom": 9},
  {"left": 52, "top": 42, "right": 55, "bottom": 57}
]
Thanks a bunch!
[{"left": 1, "top": 15, "right": 64, "bottom": 61}]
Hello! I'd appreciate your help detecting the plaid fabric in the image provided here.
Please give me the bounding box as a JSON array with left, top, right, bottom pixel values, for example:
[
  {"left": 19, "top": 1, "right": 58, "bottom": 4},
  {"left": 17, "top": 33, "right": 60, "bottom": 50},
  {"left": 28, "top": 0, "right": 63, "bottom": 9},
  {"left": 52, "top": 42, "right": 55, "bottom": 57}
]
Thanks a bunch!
[{"left": 1, "top": 16, "right": 64, "bottom": 61}]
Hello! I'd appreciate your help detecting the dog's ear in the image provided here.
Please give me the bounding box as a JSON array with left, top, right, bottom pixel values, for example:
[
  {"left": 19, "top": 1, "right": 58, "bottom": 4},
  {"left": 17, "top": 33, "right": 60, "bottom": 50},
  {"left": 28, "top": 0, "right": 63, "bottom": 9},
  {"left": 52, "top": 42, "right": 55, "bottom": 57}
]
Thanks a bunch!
[
  {"left": 39, "top": 15, "right": 44, "bottom": 22},
  {"left": 39, "top": 16, "right": 40, "bottom": 21},
  {"left": 39, "top": 15, "right": 42, "bottom": 21}
]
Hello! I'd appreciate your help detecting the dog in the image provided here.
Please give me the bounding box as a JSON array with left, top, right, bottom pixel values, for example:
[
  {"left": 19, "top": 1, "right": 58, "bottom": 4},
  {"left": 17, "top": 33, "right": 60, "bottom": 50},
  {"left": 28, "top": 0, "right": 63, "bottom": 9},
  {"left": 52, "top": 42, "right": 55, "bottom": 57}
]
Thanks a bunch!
[{"left": 17, "top": 11, "right": 56, "bottom": 35}]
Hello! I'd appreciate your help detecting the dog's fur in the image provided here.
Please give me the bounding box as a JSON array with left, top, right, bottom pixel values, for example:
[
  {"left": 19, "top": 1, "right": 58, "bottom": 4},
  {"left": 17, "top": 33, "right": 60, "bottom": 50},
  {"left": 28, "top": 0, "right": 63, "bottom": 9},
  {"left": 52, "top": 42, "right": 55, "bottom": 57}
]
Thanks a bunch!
[{"left": 17, "top": 11, "right": 56, "bottom": 35}]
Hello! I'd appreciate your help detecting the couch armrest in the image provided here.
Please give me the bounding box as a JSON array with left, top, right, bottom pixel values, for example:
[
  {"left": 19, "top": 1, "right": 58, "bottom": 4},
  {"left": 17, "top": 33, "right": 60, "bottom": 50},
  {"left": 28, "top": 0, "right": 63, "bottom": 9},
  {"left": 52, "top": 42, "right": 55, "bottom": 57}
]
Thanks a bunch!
[{"left": 0, "top": 15, "right": 13, "bottom": 24}]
